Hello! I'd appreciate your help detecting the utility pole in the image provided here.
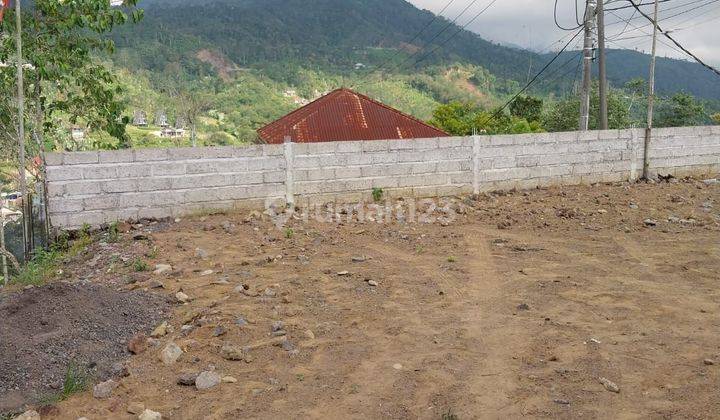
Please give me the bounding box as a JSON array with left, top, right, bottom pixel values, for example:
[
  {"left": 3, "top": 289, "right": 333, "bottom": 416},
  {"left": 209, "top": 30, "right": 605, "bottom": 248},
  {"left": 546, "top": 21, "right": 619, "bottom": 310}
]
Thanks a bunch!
[
  {"left": 642, "top": 0, "right": 660, "bottom": 180},
  {"left": 597, "top": 0, "right": 608, "bottom": 130},
  {"left": 14, "top": 0, "right": 30, "bottom": 260},
  {"left": 579, "top": 0, "right": 596, "bottom": 131}
]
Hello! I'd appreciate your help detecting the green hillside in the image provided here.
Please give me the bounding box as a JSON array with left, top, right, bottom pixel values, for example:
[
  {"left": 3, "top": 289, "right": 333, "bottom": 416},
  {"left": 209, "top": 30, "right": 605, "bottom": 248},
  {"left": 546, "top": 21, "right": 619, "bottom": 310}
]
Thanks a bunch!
[{"left": 93, "top": 0, "right": 719, "bottom": 147}]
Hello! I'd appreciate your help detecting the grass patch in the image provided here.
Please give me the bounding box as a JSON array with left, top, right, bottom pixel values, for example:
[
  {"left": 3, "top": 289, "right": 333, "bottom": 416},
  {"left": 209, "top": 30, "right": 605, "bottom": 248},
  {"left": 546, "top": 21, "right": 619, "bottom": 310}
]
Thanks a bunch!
[
  {"left": 441, "top": 408, "right": 459, "bottom": 420},
  {"left": 132, "top": 258, "right": 149, "bottom": 272},
  {"left": 10, "top": 232, "right": 93, "bottom": 287},
  {"left": 372, "top": 187, "right": 384, "bottom": 202},
  {"left": 37, "top": 362, "right": 89, "bottom": 405}
]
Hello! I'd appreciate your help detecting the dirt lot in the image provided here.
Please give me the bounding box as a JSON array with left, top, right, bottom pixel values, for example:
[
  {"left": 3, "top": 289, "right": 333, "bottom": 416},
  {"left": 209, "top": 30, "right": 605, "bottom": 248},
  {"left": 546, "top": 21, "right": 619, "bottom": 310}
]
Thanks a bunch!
[{"left": 3, "top": 176, "right": 719, "bottom": 419}]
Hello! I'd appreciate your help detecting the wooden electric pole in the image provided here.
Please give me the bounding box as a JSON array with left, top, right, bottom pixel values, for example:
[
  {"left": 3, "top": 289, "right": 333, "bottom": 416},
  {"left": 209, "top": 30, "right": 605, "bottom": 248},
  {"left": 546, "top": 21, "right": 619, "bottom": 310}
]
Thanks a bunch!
[
  {"left": 579, "top": 0, "right": 596, "bottom": 131},
  {"left": 642, "top": 0, "right": 660, "bottom": 180},
  {"left": 14, "top": 0, "right": 30, "bottom": 260},
  {"left": 597, "top": 0, "right": 608, "bottom": 130}
]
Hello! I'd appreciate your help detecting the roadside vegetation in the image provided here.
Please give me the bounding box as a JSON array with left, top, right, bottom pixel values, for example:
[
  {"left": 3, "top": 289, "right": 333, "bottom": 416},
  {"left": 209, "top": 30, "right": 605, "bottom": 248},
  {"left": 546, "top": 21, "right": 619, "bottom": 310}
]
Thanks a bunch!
[{"left": 9, "top": 231, "right": 93, "bottom": 287}]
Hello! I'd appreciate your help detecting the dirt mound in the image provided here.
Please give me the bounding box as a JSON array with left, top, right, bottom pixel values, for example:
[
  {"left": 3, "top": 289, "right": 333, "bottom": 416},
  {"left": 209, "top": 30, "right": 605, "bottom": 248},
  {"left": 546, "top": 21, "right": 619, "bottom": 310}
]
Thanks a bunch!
[{"left": 0, "top": 282, "right": 169, "bottom": 413}]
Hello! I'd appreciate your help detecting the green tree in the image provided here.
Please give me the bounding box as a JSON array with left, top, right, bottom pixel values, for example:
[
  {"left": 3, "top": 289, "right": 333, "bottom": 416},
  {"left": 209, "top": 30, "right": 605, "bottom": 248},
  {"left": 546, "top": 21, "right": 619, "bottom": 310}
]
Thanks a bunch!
[
  {"left": 509, "top": 95, "right": 543, "bottom": 122},
  {"left": 0, "top": 0, "right": 143, "bottom": 154},
  {"left": 543, "top": 84, "right": 631, "bottom": 132},
  {"left": 428, "top": 102, "right": 478, "bottom": 135},
  {"left": 712, "top": 113, "right": 720, "bottom": 125},
  {"left": 428, "top": 101, "right": 543, "bottom": 135},
  {"left": 654, "top": 93, "right": 705, "bottom": 128}
]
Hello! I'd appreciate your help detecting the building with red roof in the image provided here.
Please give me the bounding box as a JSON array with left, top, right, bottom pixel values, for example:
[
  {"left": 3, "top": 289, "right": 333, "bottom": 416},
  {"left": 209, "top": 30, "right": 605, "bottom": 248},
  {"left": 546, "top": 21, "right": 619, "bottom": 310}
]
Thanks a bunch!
[{"left": 257, "top": 88, "right": 449, "bottom": 144}]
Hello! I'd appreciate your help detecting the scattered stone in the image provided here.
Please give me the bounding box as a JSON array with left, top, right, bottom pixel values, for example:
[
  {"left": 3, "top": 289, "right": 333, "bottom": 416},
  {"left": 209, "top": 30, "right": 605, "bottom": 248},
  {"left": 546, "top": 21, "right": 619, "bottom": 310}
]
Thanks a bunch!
[
  {"left": 273, "top": 330, "right": 287, "bottom": 337},
  {"left": 304, "top": 330, "right": 315, "bottom": 340},
  {"left": 153, "top": 264, "right": 172, "bottom": 275},
  {"left": 367, "top": 280, "right": 378, "bottom": 287},
  {"left": 643, "top": 219, "right": 658, "bottom": 227},
  {"left": 516, "top": 303, "right": 530, "bottom": 311},
  {"left": 263, "top": 288, "right": 276, "bottom": 297},
  {"left": 199, "top": 269, "right": 214, "bottom": 276},
  {"left": 629, "top": 203, "right": 639, "bottom": 209},
  {"left": 272, "top": 321, "right": 284, "bottom": 332},
  {"left": 127, "top": 402, "right": 145, "bottom": 415},
  {"left": 138, "top": 409, "right": 162, "bottom": 420},
  {"left": 177, "top": 372, "right": 199, "bottom": 386},
  {"left": 195, "top": 371, "right": 222, "bottom": 390},
  {"left": 147, "top": 280, "right": 165, "bottom": 289},
  {"left": 392, "top": 363, "right": 403, "bottom": 370},
  {"left": 213, "top": 325, "right": 227, "bottom": 337},
  {"left": 222, "top": 376, "right": 238, "bottom": 383},
  {"left": 351, "top": 256, "right": 367, "bottom": 263},
  {"left": 702, "top": 178, "right": 718, "bottom": 186},
  {"left": 553, "top": 398, "right": 570, "bottom": 405},
  {"left": 704, "top": 359, "right": 716, "bottom": 366},
  {"left": 175, "top": 291, "right": 190, "bottom": 303},
  {"left": 221, "top": 221, "right": 238, "bottom": 234},
  {"left": 599, "top": 377, "right": 620, "bottom": 393},
  {"left": 235, "top": 317, "right": 248, "bottom": 326},
  {"left": 151, "top": 321, "right": 168, "bottom": 338},
  {"left": 195, "top": 248, "right": 209, "bottom": 259},
  {"left": 15, "top": 410, "right": 40, "bottom": 420},
  {"left": 132, "top": 233, "right": 148, "bottom": 241},
  {"left": 93, "top": 379, "right": 118, "bottom": 399},
  {"left": 337, "top": 271, "right": 350, "bottom": 276},
  {"left": 221, "top": 345, "right": 246, "bottom": 361},
  {"left": 597, "top": 209, "right": 607, "bottom": 214},
  {"left": 281, "top": 340, "right": 295, "bottom": 352},
  {"left": 160, "top": 342, "right": 183, "bottom": 365},
  {"left": 128, "top": 333, "right": 148, "bottom": 355},
  {"left": 109, "top": 361, "right": 130, "bottom": 378},
  {"left": 587, "top": 338, "right": 602, "bottom": 345}
]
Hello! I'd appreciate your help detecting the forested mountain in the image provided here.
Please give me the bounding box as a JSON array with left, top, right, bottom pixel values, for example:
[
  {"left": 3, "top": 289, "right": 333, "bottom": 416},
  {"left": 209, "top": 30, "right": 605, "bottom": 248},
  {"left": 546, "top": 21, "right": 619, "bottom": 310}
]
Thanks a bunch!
[
  {"left": 90, "top": 0, "right": 719, "bottom": 148},
  {"left": 115, "top": 0, "right": 720, "bottom": 99}
]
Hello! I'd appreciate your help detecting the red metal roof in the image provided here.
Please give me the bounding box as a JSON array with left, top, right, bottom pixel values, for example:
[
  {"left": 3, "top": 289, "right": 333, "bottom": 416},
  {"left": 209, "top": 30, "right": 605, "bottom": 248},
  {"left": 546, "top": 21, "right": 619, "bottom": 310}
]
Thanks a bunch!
[{"left": 257, "top": 88, "right": 449, "bottom": 144}]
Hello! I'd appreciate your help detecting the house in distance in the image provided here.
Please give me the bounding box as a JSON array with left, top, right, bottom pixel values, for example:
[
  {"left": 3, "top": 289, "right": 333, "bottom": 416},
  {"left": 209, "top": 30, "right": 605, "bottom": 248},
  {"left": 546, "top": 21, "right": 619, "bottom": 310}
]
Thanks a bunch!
[{"left": 257, "top": 88, "right": 449, "bottom": 144}]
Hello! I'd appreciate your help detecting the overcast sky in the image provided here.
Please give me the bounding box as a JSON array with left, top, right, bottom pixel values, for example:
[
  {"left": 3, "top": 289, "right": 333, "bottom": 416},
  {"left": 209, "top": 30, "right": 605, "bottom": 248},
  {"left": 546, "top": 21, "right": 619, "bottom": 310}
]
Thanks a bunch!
[{"left": 408, "top": 0, "right": 720, "bottom": 66}]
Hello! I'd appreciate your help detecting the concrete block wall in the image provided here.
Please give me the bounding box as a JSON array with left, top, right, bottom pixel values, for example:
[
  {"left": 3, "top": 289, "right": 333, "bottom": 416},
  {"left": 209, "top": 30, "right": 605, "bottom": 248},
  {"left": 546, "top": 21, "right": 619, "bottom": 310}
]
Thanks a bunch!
[
  {"left": 45, "top": 126, "right": 719, "bottom": 229},
  {"left": 45, "top": 145, "right": 286, "bottom": 229}
]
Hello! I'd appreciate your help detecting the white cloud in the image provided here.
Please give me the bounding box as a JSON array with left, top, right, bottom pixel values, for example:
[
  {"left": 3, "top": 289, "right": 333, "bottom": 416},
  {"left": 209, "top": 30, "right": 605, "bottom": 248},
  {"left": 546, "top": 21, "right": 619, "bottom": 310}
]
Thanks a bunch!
[{"left": 408, "top": 0, "right": 720, "bottom": 66}]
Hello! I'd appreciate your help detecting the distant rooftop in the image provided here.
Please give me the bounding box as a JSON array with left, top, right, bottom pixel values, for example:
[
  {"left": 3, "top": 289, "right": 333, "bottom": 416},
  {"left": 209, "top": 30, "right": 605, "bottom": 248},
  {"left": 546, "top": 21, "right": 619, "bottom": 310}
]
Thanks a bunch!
[{"left": 257, "top": 88, "right": 449, "bottom": 144}]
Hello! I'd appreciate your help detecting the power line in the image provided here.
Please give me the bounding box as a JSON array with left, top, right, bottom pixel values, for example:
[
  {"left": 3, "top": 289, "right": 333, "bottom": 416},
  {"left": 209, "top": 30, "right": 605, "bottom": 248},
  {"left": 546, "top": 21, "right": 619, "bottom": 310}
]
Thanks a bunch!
[
  {"left": 365, "top": 0, "right": 459, "bottom": 78},
  {"left": 357, "top": 0, "right": 484, "bottom": 84},
  {"left": 475, "top": 27, "right": 585, "bottom": 128},
  {"left": 406, "top": 0, "right": 500, "bottom": 70},
  {"left": 555, "top": 0, "right": 585, "bottom": 30},
  {"left": 627, "top": 0, "right": 720, "bottom": 76}
]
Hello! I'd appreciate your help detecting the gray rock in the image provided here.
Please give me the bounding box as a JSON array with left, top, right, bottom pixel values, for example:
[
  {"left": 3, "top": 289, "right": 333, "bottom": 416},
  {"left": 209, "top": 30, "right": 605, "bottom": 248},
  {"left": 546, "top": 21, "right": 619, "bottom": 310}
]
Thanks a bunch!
[
  {"left": 177, "top": 372, "right": 199, "bottom": 386},
  {"left": 195, "top": 248, "right": 209, "bottom": 259},
  {"left": 235, "top": 317, "right": 248, "bottom": 326},
  {"left": 517, "top": 303, "right": 530, "bottom": 311},
  {"left": 599, "top": 377, "right": 620, "bottom": 393},
  {"left": 109, "top": 361, "right": 130, "bottom": 378},
  {"left": 367, "top": 280, "right": 378, "bottom": 287},
  {"left": 704, "top": 359, "right": 716, "bottom": 366},
  {"left": 643, "top": 219, "right": 658, "bottom": 227},
  {"left": 160, "top": 342, "right": 183, "bottom": 365},
  {"left": 93, "top": 379, "right": 118, "bottom": 399},
  {"left": 221, "top": 345, "right": 246, "bottom": 361},
  {"left": 153, "top": 264, "right": 172, "bottom": 275},
  {"left": 212, "top": 326, "right": 227, "bottom": 337},
  {"left": 139, "top": 409, "right": 162, "bottom": 420},
  {"left": 702, "top": 178, "right": 718, "bottom": 186},
  {"left": 351, "top": 256, "right": 367, "bottom": 262},
  {"left": 195, "top": 371, "right": 221, "bottom": 390},
  {"left": 271, "top": 321, "right": 284, "bottom": 332},
  {"left": 553, "top": 398, "right": 570, "bottom": 405}
]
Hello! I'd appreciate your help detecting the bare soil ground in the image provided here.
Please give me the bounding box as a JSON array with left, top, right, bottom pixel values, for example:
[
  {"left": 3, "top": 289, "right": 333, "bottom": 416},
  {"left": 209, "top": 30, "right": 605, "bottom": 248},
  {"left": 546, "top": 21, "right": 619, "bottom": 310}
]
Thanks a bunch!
[{"left": 4, "top": 176, "right": 719, "bottom": 419}]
